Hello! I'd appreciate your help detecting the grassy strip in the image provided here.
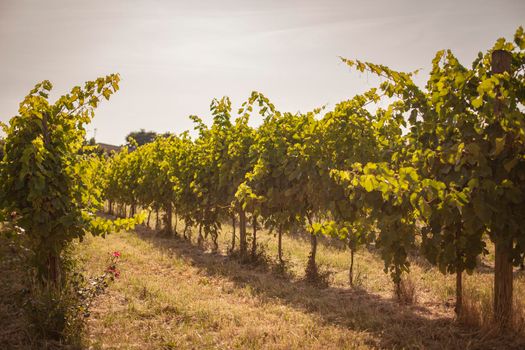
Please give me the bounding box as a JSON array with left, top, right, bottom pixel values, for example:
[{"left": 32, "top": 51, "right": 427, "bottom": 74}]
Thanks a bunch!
[{"left": 75, "top": 224, "right": 525, "bottom": 349}]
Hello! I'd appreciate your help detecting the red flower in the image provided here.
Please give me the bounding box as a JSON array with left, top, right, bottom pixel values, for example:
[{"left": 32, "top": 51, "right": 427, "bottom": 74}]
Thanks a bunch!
[{"left": 112, "top": 251, "right": 121, "bottom": 258}]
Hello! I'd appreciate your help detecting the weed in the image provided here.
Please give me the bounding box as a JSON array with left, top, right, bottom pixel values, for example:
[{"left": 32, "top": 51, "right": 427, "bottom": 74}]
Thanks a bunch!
[{"left": 396, "top": 275, "right": 418, "bottom": 305}]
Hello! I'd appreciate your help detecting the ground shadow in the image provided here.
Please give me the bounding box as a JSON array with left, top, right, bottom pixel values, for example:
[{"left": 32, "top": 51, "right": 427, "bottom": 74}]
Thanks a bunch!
[{"left": 132, "top": 224, "right": 524, "bottom": 350}]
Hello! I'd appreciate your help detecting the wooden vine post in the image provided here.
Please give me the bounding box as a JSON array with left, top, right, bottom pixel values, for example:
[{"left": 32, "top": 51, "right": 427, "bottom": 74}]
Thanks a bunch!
[{"left": 491, "top": 49, "right": 513, "bottom": 328}]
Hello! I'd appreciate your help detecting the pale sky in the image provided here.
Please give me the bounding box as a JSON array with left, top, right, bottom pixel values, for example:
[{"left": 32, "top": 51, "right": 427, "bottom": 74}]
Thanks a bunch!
[{"left": 1, "top": 0, "right": 523, "bottom": 145}]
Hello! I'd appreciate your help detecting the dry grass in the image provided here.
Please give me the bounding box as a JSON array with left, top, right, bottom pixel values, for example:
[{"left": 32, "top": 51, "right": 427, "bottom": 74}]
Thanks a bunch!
[
  {"left": 3, "top": 217, "right": 524, "bottom": 349},
  {"left": 0, "top": 236, "right": 31, "bottom": 349},
  {"left": 70, "top": 222, "right": 525, "bottom": 349},
  {"left": 459, "top": 274, "right": 525, "bottom": 335},
  {"left": 0, "top": 235, "right": 87, "bottom": 349},
  {"left": 397, "top": 275, "right": 418, "bottom": 305}
]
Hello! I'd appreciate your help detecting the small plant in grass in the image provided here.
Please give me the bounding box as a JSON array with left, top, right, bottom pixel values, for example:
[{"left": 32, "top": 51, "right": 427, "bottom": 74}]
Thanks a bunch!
[
  {"left": 24, "top": 250, "right": 122, "bottom": 347},
  {"left": 512, "top": 295, "right": 525, "bottom": 334},
  {"left": 460, "top": 286, "right": 492, "bottom": 329},
  {"left": 351, "top": 264, "right": 366, "bottom": 289},
  {"left": 271, "top": 254, "right": 294, "bottom": 279},
  {"left": 307, "top": 263, "right": 334, "bottom": 288},
  {"left": 395, "top": 274, "right": 418, "bottom": 305},
  {"left": 25, "top": 279, "right": 85, "bottom": 347},
  {"left": 460, "top": 281, "right": 525, "bottom": 335},
  {"left": 246, "top": 242, "right": 272, "bottom": 270},
  {"left": 77, "top": 250, "right": 122, "bottom": 317}
]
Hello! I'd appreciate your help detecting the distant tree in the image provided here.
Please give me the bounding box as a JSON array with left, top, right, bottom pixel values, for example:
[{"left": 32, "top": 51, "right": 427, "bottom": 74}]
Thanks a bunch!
[
  {"left": 126, "top": 129, "right": 157, "bottom": 146},
  {"left": 161, "top": 132, "right": 175, "bottom": 138}
]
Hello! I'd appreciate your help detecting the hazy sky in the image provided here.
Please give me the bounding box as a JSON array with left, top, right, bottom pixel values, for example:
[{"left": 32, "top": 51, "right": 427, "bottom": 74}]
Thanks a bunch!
[{"left": 1, "top": 0, "right": 524, "bottom": 145}]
